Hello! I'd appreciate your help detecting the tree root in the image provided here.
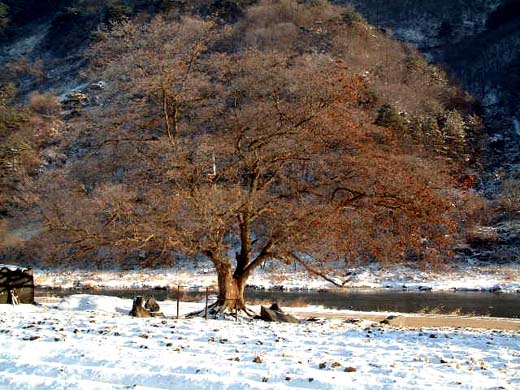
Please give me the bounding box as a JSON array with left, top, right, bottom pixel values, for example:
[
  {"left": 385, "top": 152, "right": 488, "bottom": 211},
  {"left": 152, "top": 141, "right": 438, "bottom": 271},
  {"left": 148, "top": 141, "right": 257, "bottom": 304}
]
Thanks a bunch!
[{"left": 186, "top": 302, "right": 256, "bottom": 319}]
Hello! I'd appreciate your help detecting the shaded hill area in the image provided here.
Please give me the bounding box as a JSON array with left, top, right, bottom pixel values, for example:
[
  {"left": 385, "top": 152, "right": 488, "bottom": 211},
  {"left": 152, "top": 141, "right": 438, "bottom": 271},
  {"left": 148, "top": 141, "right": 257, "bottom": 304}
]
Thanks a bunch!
[
  {"left": 344, "top": 0, "right": 520, "bottom": 176},
  {"left": 342, "top": 0, "right": 520, "bottom": 264}
]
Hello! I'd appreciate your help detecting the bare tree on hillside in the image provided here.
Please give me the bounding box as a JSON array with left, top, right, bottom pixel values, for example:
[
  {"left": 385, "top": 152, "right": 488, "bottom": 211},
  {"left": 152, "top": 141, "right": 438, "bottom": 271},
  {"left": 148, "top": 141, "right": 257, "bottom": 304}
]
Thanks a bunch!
[{"left": 90, "top": 15, "right": 217, "bottom": 145}]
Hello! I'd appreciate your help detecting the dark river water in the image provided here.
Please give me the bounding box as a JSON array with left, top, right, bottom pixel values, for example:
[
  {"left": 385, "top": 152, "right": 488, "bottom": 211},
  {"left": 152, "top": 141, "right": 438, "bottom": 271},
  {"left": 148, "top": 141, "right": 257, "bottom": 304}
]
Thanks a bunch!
[{"left": 35, "top": 288, "right": 520, "bottom": 318}]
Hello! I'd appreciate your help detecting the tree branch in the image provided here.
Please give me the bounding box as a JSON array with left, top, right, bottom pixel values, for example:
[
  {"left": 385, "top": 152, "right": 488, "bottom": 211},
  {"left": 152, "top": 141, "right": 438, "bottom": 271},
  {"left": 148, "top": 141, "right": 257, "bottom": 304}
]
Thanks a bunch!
[
  {"left": 290, "top": 253, "right": 350, "bottom": 288},
  {"left": 242, "top": 240, "right": 274, "bottom": 277}
]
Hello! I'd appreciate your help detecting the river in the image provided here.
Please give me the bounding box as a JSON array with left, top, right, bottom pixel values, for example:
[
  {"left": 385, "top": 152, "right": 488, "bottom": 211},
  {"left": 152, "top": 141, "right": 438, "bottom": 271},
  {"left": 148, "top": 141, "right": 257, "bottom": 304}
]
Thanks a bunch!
[{"left": 35, "top": 288, "right": 520, "bottom": 318}]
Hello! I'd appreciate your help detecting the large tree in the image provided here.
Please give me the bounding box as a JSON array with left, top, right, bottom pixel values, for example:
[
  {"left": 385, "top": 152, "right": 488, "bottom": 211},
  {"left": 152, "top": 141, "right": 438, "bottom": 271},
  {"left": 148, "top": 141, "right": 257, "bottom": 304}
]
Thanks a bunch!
[
  {"left": 162, "top": 49, "right": 460, "bottom": 314},
  {"left": 27, "top": 1, "right": 477, "bottom": 315}
]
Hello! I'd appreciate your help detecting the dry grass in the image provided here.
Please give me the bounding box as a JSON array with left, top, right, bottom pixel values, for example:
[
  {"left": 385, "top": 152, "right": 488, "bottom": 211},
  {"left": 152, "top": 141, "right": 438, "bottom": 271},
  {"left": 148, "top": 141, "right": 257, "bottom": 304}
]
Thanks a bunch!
[
  {"left": 418, "top": 306, "right": 478, "bottom": 316},
  {"left": 248, "top": 297, "right": 310, "bottom": 308}
]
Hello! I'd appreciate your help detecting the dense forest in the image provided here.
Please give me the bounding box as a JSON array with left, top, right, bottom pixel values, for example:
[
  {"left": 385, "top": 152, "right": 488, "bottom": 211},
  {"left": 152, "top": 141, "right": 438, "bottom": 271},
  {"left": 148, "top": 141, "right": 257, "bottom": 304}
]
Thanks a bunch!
[{"left": 0, "top": 0, "right": 511, "bottom": 312}]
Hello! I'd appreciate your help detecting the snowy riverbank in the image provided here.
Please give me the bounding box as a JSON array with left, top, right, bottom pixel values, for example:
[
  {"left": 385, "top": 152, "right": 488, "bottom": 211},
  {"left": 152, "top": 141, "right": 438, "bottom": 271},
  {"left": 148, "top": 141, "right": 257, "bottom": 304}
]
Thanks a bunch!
[
  {"left": 33, "top": 261, "right": 520, "bottom": 293},
  {"left": 1, "top": 295, "right": 519, "bottom": 390}
]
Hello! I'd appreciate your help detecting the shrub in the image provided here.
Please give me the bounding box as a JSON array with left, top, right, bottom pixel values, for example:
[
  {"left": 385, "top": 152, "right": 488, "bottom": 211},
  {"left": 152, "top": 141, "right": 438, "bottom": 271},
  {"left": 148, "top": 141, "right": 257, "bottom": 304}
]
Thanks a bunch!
[
  {"left": 374, "top": 103, "right": 404, "bottom": 130},
  {"left": 500, "top": 174, "right": 520, "bottom": 213},
  {"left": 0, "top": 82, "right": 17, "bottom": 105},
  {"left": 360, "top": 88, "right": 379, "bottom": 107},
  {"left": 244, "top": 0, "right": 340, "bottom": 31},
  {"left": 0, "top": 84, "right": 26, "bottom": 137},
  {"left": 341, "top": 8, "right": 365, "bottom": 26},
  {"left": 105, "top": 5, "right": 133, "bottom": 24},
  {"left": 5, "top": 57, "right": 45, "bottom": 85},
  {"left": 50, "top": 7, "right": 84, "bottom": 31},
  {"left": 404, "top": 55, "right": 428, "bottom": 71},
  {"left": 29, "top": 92, "right": 61, "bottom": 116},
  {"left": 410, "top": 115, "right": 443, "bottom": 152},
  {"left": 158, "top": 0, "right": 176, "bottom": 11},
  {"left": 245, "top": 21, "right": 299, "bottom": 50},
  {"left": 440, "top": 109, "right": 466, "bottom": 153}
]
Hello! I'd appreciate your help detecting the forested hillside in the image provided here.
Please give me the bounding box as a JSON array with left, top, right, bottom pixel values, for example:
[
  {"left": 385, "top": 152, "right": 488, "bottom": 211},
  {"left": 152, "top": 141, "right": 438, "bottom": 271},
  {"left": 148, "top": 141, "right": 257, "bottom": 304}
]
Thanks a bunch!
[
  {"left": 343, "top": 0, "right": 520, "bottom": 195},
  {"left": 341, "top": 0, "right": 520, "bottom": 263},
  {"left": 0, "top": 0, "right": 502, "bottom": 307}
]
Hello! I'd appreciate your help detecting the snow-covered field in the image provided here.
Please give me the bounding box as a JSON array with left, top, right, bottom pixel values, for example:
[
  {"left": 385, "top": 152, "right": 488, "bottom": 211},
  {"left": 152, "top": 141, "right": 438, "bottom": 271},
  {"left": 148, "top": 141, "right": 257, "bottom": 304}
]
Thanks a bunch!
[
  {"left": 33, "top": 261, "right": 520, "bottom": 293},
  {"left": 1, "top": 295, "right": 519, "bottom": 390}
]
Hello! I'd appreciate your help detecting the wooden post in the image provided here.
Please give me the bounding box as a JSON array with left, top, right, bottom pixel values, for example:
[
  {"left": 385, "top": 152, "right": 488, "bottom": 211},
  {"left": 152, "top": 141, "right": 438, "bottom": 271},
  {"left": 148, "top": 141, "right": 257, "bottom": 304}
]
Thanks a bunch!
[
  {"left": 204, "top": 287, "right": 209, "bottom": 320},
  {"left": 8, "top": 289, "right": 19, "bottom": 305},
  {"left": 176, "top": 285, "right": 181, "bottom": 319},
  {"left": 235, "top": 299, "right": 238, "bottom": 322}
]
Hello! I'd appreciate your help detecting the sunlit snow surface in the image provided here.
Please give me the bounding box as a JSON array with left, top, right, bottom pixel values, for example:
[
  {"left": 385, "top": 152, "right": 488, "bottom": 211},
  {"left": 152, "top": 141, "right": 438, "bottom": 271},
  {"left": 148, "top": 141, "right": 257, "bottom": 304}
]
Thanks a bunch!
[{"left": 1, "top": 295, "right": 519, "bottom": 390}]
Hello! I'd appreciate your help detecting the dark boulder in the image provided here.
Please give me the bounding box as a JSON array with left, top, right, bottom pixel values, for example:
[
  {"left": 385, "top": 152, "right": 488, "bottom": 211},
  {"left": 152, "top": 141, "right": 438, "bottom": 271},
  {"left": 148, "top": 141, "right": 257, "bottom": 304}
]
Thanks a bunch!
[
  {"left": 259, "top": 303, "right": 299, "bottom": 323},
  {"left": 145, "top": 296, "right": 160, "bottom": 313},
  {"left": 129, "top": 296, "right": 151, "bottom": 318}
]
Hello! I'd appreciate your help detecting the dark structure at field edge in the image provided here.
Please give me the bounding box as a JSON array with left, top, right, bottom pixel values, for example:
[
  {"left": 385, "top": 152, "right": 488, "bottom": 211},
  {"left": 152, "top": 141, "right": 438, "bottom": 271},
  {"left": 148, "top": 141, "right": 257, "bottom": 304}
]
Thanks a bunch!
[{"left": 0, "top": 265, "right": 34, "bottom": 304}]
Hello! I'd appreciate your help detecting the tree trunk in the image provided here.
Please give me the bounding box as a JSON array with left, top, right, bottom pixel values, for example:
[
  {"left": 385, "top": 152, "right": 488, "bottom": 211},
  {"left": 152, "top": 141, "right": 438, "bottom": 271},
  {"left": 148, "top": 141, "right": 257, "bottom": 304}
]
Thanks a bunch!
[
  {"left": 210, "top": 262, "right": 251, "bottom": 315},
  {"left": 192, "top": 249, "right": 270, "bottom": 318}
]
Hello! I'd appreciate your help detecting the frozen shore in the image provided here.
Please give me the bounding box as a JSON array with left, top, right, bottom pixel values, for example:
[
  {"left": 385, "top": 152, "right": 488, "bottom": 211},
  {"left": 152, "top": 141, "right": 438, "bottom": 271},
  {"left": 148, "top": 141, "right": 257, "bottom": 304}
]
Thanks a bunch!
[{"left": 33, "top": 261, "right": 520, "bottom": 293}]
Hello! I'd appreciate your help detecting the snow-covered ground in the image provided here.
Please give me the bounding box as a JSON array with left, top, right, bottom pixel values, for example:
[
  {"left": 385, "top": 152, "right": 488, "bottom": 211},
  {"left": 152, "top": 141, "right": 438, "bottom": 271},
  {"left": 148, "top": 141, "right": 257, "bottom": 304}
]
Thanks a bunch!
[
  {"left": 33, "top": 261, "right": 520, "bottom": 293},
  {"left": 0, "top": 295, "right": 519, "bottom": 390}
]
